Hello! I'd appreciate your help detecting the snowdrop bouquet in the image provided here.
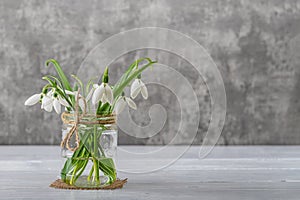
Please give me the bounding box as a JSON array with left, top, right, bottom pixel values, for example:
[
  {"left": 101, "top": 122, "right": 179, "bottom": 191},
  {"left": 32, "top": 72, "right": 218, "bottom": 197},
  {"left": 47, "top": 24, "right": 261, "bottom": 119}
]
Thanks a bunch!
[
  {"left": 25, "top": 58, "right": 156, "bottom": 188},
  {"left": 25, "top": 58, "right": 155, "bottom": 115}
]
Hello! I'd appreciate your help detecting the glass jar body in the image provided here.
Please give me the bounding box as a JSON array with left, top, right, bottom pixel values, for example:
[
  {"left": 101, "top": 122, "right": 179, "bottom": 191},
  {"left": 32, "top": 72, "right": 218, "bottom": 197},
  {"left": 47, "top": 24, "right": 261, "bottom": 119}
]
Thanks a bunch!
[{"left": 61, "top": 114, "right": 117, "bottom": 188}]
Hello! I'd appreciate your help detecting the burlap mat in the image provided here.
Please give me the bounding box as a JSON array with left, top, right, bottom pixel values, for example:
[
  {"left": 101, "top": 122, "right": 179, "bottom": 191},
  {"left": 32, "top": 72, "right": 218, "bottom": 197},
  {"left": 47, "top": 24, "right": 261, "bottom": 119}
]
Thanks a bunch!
[{"left": 50, "top": 179, "right": 127, "bottom": 190}]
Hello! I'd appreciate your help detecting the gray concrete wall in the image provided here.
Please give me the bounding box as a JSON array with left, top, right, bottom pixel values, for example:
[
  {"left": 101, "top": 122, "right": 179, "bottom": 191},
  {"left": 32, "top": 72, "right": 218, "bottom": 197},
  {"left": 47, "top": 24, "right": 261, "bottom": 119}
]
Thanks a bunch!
[{"left": 1, "top": 0, "right": 300, "bottom": 145}]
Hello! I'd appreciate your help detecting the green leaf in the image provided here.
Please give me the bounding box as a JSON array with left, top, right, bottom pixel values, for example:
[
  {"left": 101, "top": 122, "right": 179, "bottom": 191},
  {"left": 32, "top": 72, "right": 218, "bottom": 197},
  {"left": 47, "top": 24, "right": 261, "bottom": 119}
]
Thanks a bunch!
[
  {"left": 97, "top": 102, "right": 110, "bottom": 115},
  {"left": 98, "top": 157, "right": 117, "bottom": 183},
  {"left": 44, "top": 75, "right": 64, "bottom": 90},
  {"left": 114, "top": 58, "right": 151, "bottom": 89},
  {"left": 71, "top": 74, "right": 84, "bottom": 95},
  {"left": 42, "top": 76, "right": 56, "bottom": 86},
  {"left": 45, "top": 59, "right": 72, "bottom": 91},
  {"left": 85, "top": 77, "right": 96, "bottom": 96}
]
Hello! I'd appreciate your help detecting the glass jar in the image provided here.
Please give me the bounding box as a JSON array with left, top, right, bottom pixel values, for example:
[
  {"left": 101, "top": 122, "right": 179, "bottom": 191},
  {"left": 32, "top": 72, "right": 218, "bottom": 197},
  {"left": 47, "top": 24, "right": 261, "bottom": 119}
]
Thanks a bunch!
[{"left": 60, "top": 112, "right": 117, "bottom": 188}]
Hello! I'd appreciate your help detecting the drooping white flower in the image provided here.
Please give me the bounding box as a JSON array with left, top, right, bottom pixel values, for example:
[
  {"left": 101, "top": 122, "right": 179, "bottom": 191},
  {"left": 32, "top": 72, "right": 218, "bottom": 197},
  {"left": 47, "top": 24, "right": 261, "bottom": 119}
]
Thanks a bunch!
[
  {"left": 53, "top": 92, "right": 73, "bottom": 113},
  {"left": 130, "top": 79, "right": 148, "bottom": 99},
  {"left": 75, "top": 90, "right": 86, "bottom": 112},
  {"left": 86, "top": 86, "right": 95, "bottom": 102},
  {"left": 41, "top": 93, "right": 53, "bottom": 112},
  {"left": 53, "top": 98, "right": 61, "bottom": 114},
  {"left": 114, "top": 96, "right": 137, "bottom": 114},
  {"left": 40, "top": 91, "right": 70, "bottom": 114},
  {"left": 24, "top": 93, "right": 42, "bottom": 106},
  {"left": 65, "top": 90, "right": 76, "bottom": 96},
  {"left": 58, "top": 96, "right": 69, "bottom": 107},
  {"left": 25, "top": 90, "right": 67, "bottom": 114},
  {"left": 92, "top": 83, "right": 113, "bottom": 105}
]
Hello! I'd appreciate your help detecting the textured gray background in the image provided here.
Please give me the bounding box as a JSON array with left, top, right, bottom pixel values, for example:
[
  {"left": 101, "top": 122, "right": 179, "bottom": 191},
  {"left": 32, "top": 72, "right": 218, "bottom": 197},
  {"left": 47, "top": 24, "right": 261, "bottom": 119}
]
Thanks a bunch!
[{"left": 1, "top": 0, "right": 300, "bottom": 145}]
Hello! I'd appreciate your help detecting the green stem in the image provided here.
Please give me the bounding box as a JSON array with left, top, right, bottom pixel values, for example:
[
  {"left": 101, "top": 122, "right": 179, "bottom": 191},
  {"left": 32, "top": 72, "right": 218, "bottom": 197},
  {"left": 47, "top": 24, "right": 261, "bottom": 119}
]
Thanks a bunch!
[
  {"left": 93, "top": 125, "right": 100, "bottom": 183},
  {"left": 92, "top": 158, "right": 99, "bottom": 183},
  {"left": 87, "top": 164, "right": 94, "bottom": 182},
  {"left": 70, "top": 164, "right": 79, "bottom": 185}
]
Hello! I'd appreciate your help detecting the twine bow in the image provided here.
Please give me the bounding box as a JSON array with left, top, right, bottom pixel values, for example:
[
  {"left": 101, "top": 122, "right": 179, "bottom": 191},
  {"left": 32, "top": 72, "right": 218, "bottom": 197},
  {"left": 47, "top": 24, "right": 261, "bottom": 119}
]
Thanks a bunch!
[{"left": 60, "top": 88, "right": 86, "bottom": 152}]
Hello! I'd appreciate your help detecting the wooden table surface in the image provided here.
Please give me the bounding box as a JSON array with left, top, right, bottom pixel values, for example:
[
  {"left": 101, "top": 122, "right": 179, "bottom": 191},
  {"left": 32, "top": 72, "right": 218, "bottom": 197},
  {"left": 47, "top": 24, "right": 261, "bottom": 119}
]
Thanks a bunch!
[{"left": 0, "top": 146, "right": 299, "bottom": 200}]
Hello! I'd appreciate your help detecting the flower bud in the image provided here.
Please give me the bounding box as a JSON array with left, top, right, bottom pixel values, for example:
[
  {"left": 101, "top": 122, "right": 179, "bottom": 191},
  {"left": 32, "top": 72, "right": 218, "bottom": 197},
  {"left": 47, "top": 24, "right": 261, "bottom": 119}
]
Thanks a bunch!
[{"left": 102, "top": 67, "right": 109, "bottom": 83}]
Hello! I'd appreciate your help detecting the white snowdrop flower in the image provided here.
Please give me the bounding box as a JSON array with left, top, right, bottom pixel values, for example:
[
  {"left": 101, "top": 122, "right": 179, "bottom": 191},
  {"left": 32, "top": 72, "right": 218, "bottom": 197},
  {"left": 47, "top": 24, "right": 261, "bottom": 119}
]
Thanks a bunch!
[
  {"left": 41, "top": 93, "right": 53, "bottom": 112},
  {"left": 86, "top": 87, "right": 95, "bottom": 102},
  {"left": 75, "top": 90, "right": 85, "bottom": 112},
  {"left": 65, "top": 90, "right": 76, "bottom": 95},
  {"left": 58, "top": 96, "right": 69, "bottom": 107},
  {"left": 52, "top": 92, "right": 70, "bottom": 114},
  {"left": 24, "top": 93, "right": 42, "bottom": 106},
  {"left": 114, "top": 96, "right": 137, "bottom": 114},
  {"left": 78, "top": 98, "right": 85, "bottom": 112},
  {"left": 130, "top": 79, "right": 148, "bottom": 99},
  {"left": 52, "top": 98, "right": 61, "bottom": 114},
  {"left": 92, "top": 83, "right": 113, "bottom": 105},
  {"left": 85, "top": 84, "right": 100, "bottom": 102},
  {"left": 25, "top": 90, "right": 68, "bottom": 114},
  {"left": 41, "top": 91, "right": 67, "bottom": 114}
]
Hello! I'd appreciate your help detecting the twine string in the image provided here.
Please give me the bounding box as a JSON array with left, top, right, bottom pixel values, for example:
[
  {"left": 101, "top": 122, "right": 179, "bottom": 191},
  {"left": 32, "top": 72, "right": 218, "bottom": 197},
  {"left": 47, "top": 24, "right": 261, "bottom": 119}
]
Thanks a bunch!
[{"left": 60, "top": 89, "right": 83, "bottom": 151}]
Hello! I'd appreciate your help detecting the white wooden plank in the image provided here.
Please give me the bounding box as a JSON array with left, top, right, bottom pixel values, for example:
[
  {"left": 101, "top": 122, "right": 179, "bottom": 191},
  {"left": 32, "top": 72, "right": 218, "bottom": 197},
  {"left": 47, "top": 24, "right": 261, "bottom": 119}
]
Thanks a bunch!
[{"left": 0, "top": 146, "right": 299, "bottom": 200}]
